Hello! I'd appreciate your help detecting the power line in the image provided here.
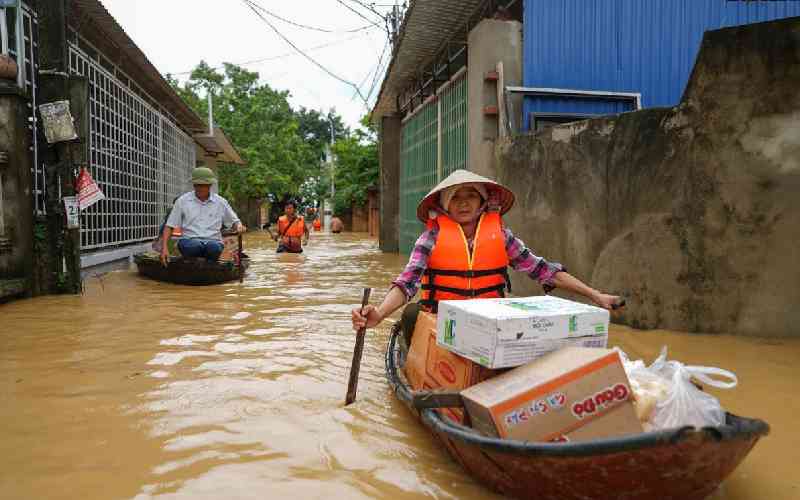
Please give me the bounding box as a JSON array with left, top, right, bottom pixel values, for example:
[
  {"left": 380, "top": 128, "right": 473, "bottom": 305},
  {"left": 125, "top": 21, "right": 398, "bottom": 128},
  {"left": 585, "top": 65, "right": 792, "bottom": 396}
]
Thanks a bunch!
[
  {"left": 168, "top": 31, "right": 375, "bottom": 76},
  {"left": 343, "top": 0, "right": 387, "bottom": 21},
  {"left": 364, "top": 38, "right": 390, "bottom": 103},
  {"left": 334, "top": 0, "right": 386, "bottom": 33},
  {"left": 241, "top": 0, "right": 370, "bottom": 110},
  {"left": 350, "top": 37, "right": 387, "bottom": 102},
  {"left": 246, "top": 1, "right": 373, "bottom": 33}
]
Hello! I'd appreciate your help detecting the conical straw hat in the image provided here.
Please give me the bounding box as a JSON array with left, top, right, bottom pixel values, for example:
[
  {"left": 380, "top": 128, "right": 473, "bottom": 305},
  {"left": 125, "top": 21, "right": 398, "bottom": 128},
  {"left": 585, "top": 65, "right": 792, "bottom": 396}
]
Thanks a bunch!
[{"left": 416, "top": 169, "right": 515, "bottom": 222}]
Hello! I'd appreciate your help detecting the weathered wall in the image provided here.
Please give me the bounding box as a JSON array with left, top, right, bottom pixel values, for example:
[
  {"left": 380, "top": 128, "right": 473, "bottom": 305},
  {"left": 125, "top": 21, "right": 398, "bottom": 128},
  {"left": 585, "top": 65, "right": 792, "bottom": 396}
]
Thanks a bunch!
[
  {"left": 497, "top": 18, "right": 800, "bottom": 336},
  {"left": 379, "top": 115, "right": 401, "bottom": 251},
  {"left": 0, "top": 85, "right": 34, "bottom": 300},
  {"left": 467, "top": 19, "right": 523, "bottom": 179},
  {"left": 351, "top": 203, "right": 368, "bottom": 233}
]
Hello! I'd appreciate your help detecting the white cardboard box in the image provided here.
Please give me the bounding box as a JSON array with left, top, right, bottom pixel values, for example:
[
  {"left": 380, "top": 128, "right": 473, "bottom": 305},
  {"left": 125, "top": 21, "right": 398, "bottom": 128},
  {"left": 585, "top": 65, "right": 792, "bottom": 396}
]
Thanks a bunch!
[{"left": 436, "top": 296, "right": 610, "bottom": 369}]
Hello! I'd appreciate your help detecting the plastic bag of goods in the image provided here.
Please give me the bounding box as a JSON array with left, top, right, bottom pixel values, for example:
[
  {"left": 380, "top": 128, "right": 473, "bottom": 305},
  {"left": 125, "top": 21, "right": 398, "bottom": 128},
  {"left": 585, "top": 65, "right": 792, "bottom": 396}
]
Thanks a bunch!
[{"left": 616, "top": 347, "right": 737, "bottom": 431}]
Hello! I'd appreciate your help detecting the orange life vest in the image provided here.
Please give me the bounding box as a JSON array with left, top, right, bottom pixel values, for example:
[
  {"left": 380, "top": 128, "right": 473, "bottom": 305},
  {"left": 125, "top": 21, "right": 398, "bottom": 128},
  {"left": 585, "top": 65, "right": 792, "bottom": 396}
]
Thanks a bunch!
[
  {"left": 313, "top": 219, "right": 321, "bottom": 231},
  {"left": 420, "top": 212, "right": 510, "bottom": 313},
  {"left": 278, "top": 215, "right": 305, "bottom": 238}
]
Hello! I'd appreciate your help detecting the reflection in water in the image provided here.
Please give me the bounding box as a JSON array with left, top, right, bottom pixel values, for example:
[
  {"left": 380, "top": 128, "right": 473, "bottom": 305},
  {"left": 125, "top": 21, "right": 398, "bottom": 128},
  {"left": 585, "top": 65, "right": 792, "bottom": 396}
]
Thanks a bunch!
[{"left": 0, "top": 232, "right": 796, "bottom": 499}]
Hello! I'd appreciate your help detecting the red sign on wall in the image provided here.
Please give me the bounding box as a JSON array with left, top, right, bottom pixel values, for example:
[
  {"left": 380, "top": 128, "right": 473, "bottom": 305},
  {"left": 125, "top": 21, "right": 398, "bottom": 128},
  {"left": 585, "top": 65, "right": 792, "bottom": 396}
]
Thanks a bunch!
[{"left": 76, "top": 167, "right": 105, "bottom": 210}]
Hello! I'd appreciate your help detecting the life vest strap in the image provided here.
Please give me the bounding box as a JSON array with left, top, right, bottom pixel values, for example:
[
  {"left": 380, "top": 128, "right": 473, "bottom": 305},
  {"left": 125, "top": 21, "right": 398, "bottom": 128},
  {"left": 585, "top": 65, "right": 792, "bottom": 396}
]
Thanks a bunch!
[
  {"left": 421, "top": 282, "right": 507, "bottom": 298},
  {"left": 424, "top": 266, "right": 507, "bottom": 279}
]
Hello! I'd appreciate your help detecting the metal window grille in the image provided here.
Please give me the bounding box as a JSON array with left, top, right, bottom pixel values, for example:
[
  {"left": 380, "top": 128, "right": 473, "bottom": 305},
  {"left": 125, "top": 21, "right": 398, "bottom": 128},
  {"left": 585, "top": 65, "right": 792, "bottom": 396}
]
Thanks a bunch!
[
  {"left": 439, "top": 75, "right": 467, "bottom": 177},
  {"left": 398, "top": 73, "right": 468, "bottom": 254},
  {"left": 68, "top": 42, "right": 195, "bottom": 251},
  {"left": 399, "top": 102, "right": 438, "bottom": 255},
  {"left": 2, "top": 3, "right": 42, "bottom": 214}
]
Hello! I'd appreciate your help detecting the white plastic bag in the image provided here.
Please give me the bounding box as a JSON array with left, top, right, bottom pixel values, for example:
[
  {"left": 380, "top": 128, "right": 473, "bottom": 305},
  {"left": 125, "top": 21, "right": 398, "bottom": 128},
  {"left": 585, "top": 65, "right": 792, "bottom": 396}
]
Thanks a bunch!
[{"left": 616, "top": 347, "right": 737, "bottom": 430}]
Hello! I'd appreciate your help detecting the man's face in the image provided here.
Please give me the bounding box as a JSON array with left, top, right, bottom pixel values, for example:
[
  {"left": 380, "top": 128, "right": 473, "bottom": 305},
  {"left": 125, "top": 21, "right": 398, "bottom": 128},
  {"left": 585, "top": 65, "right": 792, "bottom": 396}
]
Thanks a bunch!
[
  {"left": 285, "top": 204, "right": 295, "bottom": 217},
  {"left": 194, "top": 184, "right": 211, "bottom": 200}
]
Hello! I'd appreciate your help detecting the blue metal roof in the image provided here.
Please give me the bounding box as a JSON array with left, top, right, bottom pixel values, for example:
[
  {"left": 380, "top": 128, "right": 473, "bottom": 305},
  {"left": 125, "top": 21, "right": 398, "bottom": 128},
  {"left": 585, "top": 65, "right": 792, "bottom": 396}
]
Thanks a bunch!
[{"left": 521, "top": 0, "right": 800, "bottom": 130}]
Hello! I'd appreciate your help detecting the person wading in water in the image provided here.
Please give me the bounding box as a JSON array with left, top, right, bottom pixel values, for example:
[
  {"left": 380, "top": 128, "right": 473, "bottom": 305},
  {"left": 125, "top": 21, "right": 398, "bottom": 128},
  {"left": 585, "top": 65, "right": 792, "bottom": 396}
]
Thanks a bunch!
[
  {"left": 274, "top": 200, "right": 309, "bottom": 253},
  {"left": 351, "top": 169, "right": 624, "bottom": 345},
  {"left": 160, "top": 167, "right": 246, "bottom": 266}
]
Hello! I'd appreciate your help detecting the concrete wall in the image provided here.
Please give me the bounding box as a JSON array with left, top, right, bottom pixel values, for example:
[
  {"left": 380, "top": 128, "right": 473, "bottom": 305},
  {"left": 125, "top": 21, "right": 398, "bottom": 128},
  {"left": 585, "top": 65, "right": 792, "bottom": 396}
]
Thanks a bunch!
[
  {"left": 0, "top": 85, "right": 34, "bottom": 300},
  {"left": 379, "top": 115, "right": 401, "bottom": 252},
  {"left": 497, "top": 18, "right": 800, "bottom": 336},
  {"left": 467, "top": 19, "right": 523, "bottom": 179}
]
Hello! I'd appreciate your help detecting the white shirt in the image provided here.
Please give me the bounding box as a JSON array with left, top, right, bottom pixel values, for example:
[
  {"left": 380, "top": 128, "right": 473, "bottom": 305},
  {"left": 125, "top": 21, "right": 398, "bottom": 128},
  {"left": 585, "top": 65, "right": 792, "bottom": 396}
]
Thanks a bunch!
[{"left": 166, "top": 191, "right": 240, "bottom": 241}]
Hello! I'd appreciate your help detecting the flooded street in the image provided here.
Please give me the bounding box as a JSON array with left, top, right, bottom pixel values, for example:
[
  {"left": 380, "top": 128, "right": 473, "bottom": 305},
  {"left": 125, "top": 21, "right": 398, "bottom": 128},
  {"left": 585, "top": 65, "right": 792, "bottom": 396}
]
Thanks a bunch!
[{"left": 1, "top": 233, "right": 797, "bottom": 499}]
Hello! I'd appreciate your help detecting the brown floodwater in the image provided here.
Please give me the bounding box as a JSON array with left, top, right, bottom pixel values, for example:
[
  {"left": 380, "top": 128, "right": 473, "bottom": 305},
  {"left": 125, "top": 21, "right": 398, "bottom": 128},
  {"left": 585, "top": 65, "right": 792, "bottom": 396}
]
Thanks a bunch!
[{"left": 1, "top": 232, "right": 797, "bottom": 499}]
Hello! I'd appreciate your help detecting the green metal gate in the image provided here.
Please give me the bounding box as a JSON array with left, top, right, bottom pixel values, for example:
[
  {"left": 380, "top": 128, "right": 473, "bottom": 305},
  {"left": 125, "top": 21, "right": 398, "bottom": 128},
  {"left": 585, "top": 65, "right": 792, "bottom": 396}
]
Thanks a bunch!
[{"left": 399, "top": 74, "right": 467, "bottom": 254}]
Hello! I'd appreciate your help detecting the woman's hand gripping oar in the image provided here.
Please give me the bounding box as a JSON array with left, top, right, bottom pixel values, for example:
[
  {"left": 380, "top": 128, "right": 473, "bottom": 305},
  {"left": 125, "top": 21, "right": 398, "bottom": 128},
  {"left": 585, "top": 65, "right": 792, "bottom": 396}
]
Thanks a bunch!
[{"left": 345, "top": 288, "right": 372, "bottom": 406}]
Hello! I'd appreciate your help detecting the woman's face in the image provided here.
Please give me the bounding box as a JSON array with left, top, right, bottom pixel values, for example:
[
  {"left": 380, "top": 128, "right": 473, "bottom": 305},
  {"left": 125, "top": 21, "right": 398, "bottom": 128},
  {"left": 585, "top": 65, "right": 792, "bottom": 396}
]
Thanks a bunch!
[{"left": 448, "top": 186, "right": 483, "bottom": 224}]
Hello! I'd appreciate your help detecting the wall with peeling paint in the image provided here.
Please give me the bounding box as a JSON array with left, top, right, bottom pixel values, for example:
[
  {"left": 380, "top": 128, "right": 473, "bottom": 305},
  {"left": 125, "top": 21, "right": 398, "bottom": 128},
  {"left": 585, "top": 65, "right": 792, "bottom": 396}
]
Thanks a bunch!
[
  {"left": 0, "top": 86, "right": 34, "bottom": 300},
  {"left": 496, "top": 18, "right": 800, "bottom": 336}
]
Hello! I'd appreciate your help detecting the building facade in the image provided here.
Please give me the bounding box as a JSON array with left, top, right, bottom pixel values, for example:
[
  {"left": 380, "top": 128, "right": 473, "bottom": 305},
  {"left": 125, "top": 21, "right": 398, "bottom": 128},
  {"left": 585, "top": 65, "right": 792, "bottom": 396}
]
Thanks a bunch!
[
  {"left": 373, "top": 0, "right": 800, "bottom": 254},
  {"left": 519, "top": 0, "right": 800, "bottom": 131},
  {"left": 0, "top": 0, "right": 243, "bottom": 300}
]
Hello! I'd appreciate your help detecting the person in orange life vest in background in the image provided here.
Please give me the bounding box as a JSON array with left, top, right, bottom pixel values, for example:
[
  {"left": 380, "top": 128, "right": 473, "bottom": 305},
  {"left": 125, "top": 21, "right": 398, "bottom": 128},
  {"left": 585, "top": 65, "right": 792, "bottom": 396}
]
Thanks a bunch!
[
  {"left": 313, "top": 217, "right": 322, "bottom": 231},
  {"left": 351, "top": 169, "right": 624, "bottom": 346},
  {"left": 276, "top": 200, "right": 309, "bottom": 253}
]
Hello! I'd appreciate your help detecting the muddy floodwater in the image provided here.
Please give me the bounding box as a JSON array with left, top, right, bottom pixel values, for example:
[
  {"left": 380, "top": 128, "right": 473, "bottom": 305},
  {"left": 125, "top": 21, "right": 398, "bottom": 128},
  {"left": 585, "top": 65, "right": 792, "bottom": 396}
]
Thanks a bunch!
[{"left": 1, "top": 232, "right": 797, "bottom": 499}]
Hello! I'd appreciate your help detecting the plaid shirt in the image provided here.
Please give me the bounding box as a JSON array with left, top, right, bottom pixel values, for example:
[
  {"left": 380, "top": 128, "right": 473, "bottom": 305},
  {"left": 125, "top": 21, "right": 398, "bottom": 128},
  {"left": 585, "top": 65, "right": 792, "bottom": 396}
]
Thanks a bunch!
[{"left": 392, "top": 225, "right": 564, "bottom": 300}]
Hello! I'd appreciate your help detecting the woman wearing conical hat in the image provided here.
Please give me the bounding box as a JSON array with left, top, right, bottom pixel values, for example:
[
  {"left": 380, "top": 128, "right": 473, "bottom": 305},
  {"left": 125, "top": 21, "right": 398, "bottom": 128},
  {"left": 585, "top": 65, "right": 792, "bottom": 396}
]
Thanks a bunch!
[{"left": 351, "top": 170, "right": 623, "bottom": 344}]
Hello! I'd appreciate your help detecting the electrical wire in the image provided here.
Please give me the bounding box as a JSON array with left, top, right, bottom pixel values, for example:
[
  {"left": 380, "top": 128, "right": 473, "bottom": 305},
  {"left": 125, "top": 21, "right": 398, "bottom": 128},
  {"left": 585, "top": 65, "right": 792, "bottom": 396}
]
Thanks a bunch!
[
  {"left": 241, "top": 0, "right": 371, "bottom": 110},
  {"left": 246, "top": 1, "right": 373, "bottom": 33},
  {"left": 334, "top": 0, "right": 385, "bottom": 32},
  {"left": 364, "top": 38, "right": 390, "bottom": 103},
  {"left": 343, "top": 0, "right": 388, "bottom": 21},
  {"left": 168, "top": 31, "right": 375, "bottom": 76}
]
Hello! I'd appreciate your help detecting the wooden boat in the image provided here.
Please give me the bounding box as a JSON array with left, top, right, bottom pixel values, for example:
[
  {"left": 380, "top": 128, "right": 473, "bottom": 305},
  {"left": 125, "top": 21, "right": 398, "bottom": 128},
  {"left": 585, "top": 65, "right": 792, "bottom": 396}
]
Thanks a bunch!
[
  {"left": 134, "top": 252, "right": 249, "bottom": 285},
  {"left": 385, "top": 324, "right": 769, "bottom": 500}
]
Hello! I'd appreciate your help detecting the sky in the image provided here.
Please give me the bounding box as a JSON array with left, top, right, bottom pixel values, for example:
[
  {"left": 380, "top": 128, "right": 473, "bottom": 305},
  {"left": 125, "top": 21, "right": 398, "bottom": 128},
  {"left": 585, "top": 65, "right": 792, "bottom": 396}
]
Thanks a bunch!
[{"left": 100, "top": 0, "right": 397, "bottom": 129}]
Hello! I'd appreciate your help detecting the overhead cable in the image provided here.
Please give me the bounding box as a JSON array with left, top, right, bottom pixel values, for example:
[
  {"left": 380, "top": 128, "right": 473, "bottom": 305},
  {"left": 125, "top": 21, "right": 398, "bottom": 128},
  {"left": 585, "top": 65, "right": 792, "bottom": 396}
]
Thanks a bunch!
[
  {"left": 246, "top": 1, "right": 373, "bottom": 33},
  {"left": 334, "top": 0, "right": 386, "bottom": 33},
  {"left": 241, "top": 0, "right": 370, "bottom": 110},
  {"left": 168, "top": 31, "right": 375, "bottom": 76}
]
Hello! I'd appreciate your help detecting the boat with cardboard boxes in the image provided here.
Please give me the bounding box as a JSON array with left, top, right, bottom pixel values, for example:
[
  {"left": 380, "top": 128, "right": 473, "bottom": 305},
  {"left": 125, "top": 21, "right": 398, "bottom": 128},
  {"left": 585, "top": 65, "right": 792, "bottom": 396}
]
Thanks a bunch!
[{"left": 385, "top": 295, "right": 769, "bottom": 500}]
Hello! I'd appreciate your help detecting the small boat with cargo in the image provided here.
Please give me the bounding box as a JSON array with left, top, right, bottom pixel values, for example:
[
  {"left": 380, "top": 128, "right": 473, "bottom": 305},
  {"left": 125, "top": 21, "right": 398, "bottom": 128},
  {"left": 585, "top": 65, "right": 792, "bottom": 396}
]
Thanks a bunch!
[{"left": 385, "top": 323, "right": 770, "bottom": 500}]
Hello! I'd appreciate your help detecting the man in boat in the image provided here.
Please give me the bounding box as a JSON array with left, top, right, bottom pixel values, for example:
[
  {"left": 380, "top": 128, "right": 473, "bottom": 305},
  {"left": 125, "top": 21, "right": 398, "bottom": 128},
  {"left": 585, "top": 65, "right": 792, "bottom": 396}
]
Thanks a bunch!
[
  {"left": 159, "top": 167, "right": 246, "bottom": 266},
  {"left": 351, "top": 169, "right": 623, "bottom": 345},
  {"left": 275, "top": 200, "right": 309, "bottom": 253}
]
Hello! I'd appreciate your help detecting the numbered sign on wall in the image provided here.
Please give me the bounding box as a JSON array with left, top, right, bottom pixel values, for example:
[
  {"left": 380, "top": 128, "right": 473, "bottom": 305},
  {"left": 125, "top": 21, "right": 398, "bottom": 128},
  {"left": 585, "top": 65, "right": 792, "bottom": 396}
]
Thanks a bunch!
[{"left": 63, "top": 196, "right": 80, "bottom": 229}]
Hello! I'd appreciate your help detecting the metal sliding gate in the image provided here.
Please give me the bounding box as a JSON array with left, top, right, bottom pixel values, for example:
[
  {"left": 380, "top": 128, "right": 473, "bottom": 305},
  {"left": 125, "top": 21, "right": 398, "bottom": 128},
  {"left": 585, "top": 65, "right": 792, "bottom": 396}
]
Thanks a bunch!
[
  {"left": 68, "top": 42, "right": 195, "bottom": 252},
  {"left": 399, "top": 73, "right": 467, "bottom": 254}
]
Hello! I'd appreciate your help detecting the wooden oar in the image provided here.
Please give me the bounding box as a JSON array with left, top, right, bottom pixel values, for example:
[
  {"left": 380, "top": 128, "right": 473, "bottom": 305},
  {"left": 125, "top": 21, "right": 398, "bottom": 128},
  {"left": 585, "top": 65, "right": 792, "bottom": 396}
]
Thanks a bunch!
[
  {"left": 237, "top": 233, "right": 244, "bottom": 283},
  {"left": 345, "top": 287, "right": 372, "bottom": 406}
]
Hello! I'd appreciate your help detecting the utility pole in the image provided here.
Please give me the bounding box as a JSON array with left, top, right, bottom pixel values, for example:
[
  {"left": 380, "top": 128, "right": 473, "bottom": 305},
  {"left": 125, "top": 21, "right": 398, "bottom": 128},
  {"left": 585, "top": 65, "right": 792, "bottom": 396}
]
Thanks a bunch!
[
  {"left": 37, "top": 0, "right": 83, "bottom": 294},
  {"left": 329, "top": 115, "right": 335, "bottom": 201}
]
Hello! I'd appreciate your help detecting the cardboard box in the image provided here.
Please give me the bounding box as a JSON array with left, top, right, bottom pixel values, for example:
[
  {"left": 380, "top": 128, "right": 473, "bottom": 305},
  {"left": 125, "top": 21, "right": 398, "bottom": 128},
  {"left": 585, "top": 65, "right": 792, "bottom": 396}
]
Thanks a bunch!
[
  {"left": 404, "top": 312, "right": 500, "bottom": 423},
  {"left": 461, "top": 347, "right": 642, "bottom": 443},
  {"left": 437, "top": 296, "right": 609, "bottom": 369}
]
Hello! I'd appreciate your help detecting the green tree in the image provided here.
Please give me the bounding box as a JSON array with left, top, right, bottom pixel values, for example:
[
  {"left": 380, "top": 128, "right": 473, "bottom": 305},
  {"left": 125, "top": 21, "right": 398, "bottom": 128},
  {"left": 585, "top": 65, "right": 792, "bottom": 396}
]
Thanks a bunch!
[
  {"left": 167, "top": 62, "right": 315, "bottom": 206},
  {"left": 331, "top": 118, "right": 378, "bottom": 215}
]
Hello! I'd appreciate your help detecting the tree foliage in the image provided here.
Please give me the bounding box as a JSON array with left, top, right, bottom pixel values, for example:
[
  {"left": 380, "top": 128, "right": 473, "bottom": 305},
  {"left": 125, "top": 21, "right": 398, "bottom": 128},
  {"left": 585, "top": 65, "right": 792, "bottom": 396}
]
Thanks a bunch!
[
  {"left": 167, "top": 62, "right": 379, "bottom": 218},
  {"left": 331, "top": 117, "right": 378, "bottom": 215},
  {"left": 168, "top": 62, "right": 315, "bottom": 204}
]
